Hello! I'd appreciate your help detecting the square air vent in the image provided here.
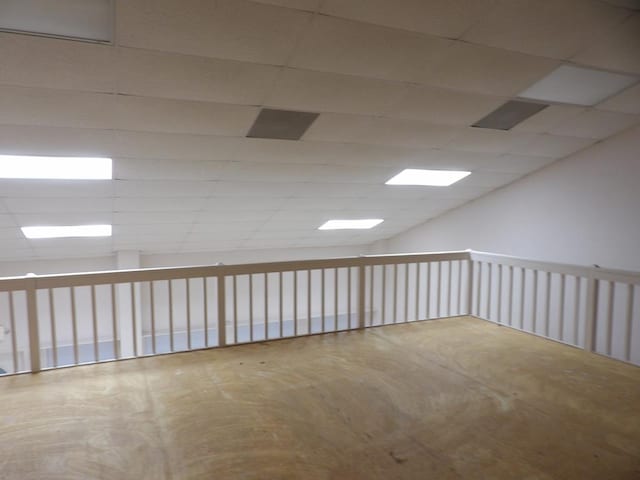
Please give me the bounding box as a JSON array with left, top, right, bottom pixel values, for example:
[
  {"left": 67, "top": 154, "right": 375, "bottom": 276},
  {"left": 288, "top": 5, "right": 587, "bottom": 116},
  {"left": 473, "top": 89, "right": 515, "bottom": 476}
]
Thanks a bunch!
[
  {"left": 247, "top": 108, "right": 319, "bottom": 140},
  {"left": 472, "top": 100, "right": 548, "bottom": 130}
]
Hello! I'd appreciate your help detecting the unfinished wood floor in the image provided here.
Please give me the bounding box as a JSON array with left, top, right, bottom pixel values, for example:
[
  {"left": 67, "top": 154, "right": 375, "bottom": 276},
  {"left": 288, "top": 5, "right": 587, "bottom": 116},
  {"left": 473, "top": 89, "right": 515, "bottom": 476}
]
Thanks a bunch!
[{"left": 1, "top": 317, "right": 639, "bottom": 480}]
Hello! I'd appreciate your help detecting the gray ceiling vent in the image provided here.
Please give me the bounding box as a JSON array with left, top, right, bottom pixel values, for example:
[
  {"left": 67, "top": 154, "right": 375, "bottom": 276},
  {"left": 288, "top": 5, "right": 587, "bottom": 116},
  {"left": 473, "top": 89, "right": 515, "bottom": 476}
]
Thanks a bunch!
[
  {"left": 247, "top": 108, "right": 319, "bottom": 140},
  {"left": 472, "top": 100, "right": 548, "bottom": 130}
]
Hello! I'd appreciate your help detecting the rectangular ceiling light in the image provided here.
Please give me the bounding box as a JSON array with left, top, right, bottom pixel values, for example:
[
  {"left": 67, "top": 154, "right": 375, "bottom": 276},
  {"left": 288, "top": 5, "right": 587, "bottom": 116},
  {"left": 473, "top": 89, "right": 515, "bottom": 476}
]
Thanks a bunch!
[
  {"left": 0, "top": 0, "right": 113, "bottom": 43},
  {"left": 472, "top": 100, "right": 548, "bottom": 130},
  {"left": 318, "top": 219, "right": 383, "bottom": 230},
  {"left": 247, "top": 108, "right": 319, "bottom": 140},
  {"left": 386, "top": 169, "right": 471, "bottom": 187},
  {"left": 0, "top": 155, "right": 112, "bottom": 179},
  {"left": 518, "top": 65, "right": 639, "bottom": 106},
  {"left": 21, "top": 224, "right": 112, "bottom": 239}
]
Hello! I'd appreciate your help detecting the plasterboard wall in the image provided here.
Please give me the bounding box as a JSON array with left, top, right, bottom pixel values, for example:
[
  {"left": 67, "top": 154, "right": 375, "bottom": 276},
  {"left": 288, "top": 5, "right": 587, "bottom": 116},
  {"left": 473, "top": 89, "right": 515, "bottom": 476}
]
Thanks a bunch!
[{"left": 383, "top": 124, "right": 640, "bottom": 271}]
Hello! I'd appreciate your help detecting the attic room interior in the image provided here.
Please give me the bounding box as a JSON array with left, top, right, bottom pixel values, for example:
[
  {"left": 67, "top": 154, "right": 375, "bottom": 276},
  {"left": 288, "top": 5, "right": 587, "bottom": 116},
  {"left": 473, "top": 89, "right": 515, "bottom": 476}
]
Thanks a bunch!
[{"left": 0, "top": 0, "right": 639, "bottom": 478}]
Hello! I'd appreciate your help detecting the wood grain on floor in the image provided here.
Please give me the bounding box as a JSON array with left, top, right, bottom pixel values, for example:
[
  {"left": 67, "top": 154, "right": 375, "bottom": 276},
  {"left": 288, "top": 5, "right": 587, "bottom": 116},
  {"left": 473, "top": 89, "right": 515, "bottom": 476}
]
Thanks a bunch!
[{"left": 1, "top": 316, "right": 639, "bottom": 480}]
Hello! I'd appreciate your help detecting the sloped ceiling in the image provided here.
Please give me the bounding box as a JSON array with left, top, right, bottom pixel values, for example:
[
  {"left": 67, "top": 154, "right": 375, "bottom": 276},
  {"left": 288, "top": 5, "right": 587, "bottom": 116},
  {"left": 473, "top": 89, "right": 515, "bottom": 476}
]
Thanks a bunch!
[{"left": 0, "top": 0, "right": 639, "bottom": 261}]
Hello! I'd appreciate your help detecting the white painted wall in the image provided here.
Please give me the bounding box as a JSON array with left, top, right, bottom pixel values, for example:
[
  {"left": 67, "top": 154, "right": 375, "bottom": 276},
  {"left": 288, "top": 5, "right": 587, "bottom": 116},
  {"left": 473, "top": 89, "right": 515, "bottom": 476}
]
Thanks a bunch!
[{"left": 384, "top": 125, "right": 640, "bottom": 271}]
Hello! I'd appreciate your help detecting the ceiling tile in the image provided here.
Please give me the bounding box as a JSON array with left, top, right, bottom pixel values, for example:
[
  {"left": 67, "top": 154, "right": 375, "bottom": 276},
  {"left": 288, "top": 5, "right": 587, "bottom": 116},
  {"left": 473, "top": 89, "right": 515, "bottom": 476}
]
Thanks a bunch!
[
  {"left": 219, "top": 162, "right": 314, "bottom": 183},
  {"left": 113, "top": 95, "right": 259, "bottom": 136},
  {"left": 571, "top": 14, "right": 640, "bottom": 74},
  {"left": 112, "top": 131, "right": 241, "bottom": 161},
  {"left": 0, "top": 180, "right": 113, "bottom": 198},
  {"left": 548, "top": 109, "right": 640, "bottom": 139},
  {"left": 114, "top": 224, "right": 192, "bottom": 236},
  {"left": 320, "top": 0, "right": 498, "bottom": 39},
  {"left": 4, "top": 197, "right": 113, "bottom": 213},
  {"left": 117, "top": 0, "right": 312, "bottom": 65},
  {"left": 383, "top": 86, "right": 507, "bottom": 126},
  {"left": 15, "top": 212, "right": 114, "bottom": 226},
  {"left": 462, "top": 0, "right": 630, "bottom": 59},
  {"left": 511, "top": 105, "right": 585, "bottom": 133},
  {"left": 0, "top": 215, "right": 17, "bottom": 228},
  {"left": 0, "top": 125, "right": 114, "bottom": 157},
  {"left": 0, "top": 32, "right": 115, "bottom": 93},
  {"left": 114, "top": 211, "right": 199, "bottom": 225},
  {"left": 265, "top": 68, "right": 407, "bottom": 116},
  {"left": 114, "top": 197, "right": 206, "bottom": 212},
  {"left": 446, "top": 127, "right": 536, "bottom": 153},
  {"left": 114, "top": 158, "right": 230, "bottom": 181},
  {"left": 250, "top": 0, "right": 321, "bottom": 11},
  {"left": 0, "top": 86, "right": 114, "bottom": 129},
  {"left": 115, "top": 180, "right": 214, "bottom": 197},
  {"left": 117, "top": 48, "right": 280, "bottom": 105},
  {"left": 421, "top": 41, "right": 559, "bottom": 96},
  {"left": 597, "top": 83, "right": 640, "bottom": 114},
  {"left": 510, "top": 134, "right": 595, "bottom": 157},
  {"left": 304, "top": 113, "right": 460, "bottom": 148},
  {"left": 289, "top": 15, "right": 452, "bottom": 83}
]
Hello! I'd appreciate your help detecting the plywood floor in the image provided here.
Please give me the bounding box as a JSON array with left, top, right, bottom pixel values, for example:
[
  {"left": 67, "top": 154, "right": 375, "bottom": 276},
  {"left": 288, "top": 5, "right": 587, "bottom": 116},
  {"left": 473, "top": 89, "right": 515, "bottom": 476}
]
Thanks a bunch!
[{"left": 1, "top": 317, "right": 639, "bottom": 480}]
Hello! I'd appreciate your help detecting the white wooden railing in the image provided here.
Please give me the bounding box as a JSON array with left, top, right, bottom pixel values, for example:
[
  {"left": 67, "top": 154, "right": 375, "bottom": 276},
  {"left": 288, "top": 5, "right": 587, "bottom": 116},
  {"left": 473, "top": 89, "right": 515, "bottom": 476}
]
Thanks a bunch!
[{"left": 0, "top": 250, "right": 638, "bottom": 375}]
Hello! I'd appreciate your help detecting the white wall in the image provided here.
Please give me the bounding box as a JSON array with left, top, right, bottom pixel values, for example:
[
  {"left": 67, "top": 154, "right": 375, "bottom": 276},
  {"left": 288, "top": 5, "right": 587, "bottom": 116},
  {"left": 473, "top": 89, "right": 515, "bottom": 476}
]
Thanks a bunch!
[{"left": 384, "top": 125, "right": 640, "bottom": 271}]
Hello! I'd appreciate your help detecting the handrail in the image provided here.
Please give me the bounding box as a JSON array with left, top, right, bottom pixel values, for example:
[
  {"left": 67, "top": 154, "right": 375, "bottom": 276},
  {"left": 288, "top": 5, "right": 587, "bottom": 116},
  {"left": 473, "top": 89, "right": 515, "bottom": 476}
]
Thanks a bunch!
[
  {"left": 0, "top": 248, "right": 638, "bottom": 375},
  {"left": 470, "top": 250, "right": 640, "bottom": 285},
  {"left": 0, "top": 250, "right": 471, "bottom": 290}
]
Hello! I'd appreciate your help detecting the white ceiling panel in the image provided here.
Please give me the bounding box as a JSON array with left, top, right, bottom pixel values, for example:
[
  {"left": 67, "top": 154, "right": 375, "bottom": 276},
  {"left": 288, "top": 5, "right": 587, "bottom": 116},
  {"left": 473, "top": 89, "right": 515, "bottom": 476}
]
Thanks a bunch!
[
  {"left": 421, "top": 42, "right": 559, "bottom": 96},
  {"left": 446, "top": 127, "right": 536, "bottom": 154},
  {"left": 0, "top": 86, "right": 114, "bottom": 129},
  {"left": 117, "top": 0, "right": 311, "bottom": 65},
  {"left": 114, "top": 158, "right": 230, "bottom": 181},
  {"left": 304, "top": 113, "right": 460, "bottom": 149},
  {"left": 114, "top": 180, "right": 214, "bottom": 198},
  {"left": 0, "top": 125, "right": 114, "bottom": 157},
  {"left": 4, "top": 197, "right": 112, "bottom": 213},
  {"left": 233, "top": 138, "right": 419, "bottom": 167},
  {"left": 510, "top": 134, "right": 595, "bottom": 158},
  {"left": 15, "top": 212, "right": 113, "bottom": 226},
  {"left": 0, "top": 179, "right": 112, "bottom": 197},
  {"left": 512, "top": 105, "right": 585, "bottom": 133},
  {"left": 265, "top": 67, "right": 407, "bottom": 116},
  {"left": 251, "top": 0, "right": 321, "bottom": 11},
  {"left": 209, "top": 181, "right": 296, "bottom": 197},
  {"left": 571, "top": 14, "right": 640, "bottom": 74},
  {"left": 462, "top": 0, "right": 629, "bottom": 59},
  {"left": 0, "top": 32, "right": 115, "bottom": 93},
  {"left": 597, "top": 83, "right": 640, "bottom": 114},
  {"left": 320, "top": 0, "right": 498, "bottom": 39},
  {"left": 113, "top": 197, "right": 206, "bottom": 212},
  {"left": 382, "top": 86, "right": 506, "bottom": 125},
  {"left": 0, "top": 215, "right": 16, "bottom": 227},
  {"left": 289, "top": 15, "right": 452, "bottom": 83},
  {"left": 219, "top": 162, "right": 315, "bottom": 183},
  {"left": 117, "top": 47, "right": 280, "bottom": 105},
  {"left": 114, "top": 211, "right": 199, "bottom": 225},
  {"left": 113, "top": 95, "right": 259, "bottom": 136},
  {"left": 548, "top": 110, "right": 639, "bottom": 139},
  {"left": 112, "top": 131, "right": 242, "bottom": 161}
]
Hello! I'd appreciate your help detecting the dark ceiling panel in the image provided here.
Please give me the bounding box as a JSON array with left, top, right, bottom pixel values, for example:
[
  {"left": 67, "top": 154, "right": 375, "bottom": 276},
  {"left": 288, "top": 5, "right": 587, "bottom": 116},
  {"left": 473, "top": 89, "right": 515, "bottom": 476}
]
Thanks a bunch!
[
  {"left": 472, "top": 100, "right": 548, "bottom": 130},
  {"left": 247, "top": 108, "right": 319, "bottom": 140}
]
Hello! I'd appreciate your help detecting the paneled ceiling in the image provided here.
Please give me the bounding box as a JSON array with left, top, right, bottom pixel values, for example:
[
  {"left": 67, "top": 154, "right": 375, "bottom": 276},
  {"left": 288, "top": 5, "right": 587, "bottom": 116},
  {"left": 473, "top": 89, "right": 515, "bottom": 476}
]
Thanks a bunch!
[{"left": 0, "top": 0, "right": 639, "bottom": 261}]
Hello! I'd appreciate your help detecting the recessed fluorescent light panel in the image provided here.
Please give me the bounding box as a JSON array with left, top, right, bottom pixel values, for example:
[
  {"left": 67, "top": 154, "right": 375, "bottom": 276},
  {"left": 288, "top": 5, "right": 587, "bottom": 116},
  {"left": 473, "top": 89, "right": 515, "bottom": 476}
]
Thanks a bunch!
[
  {"left": 21, "top": 224, "right": 112, "bottom": 239},
  {"left": 0, "top": 155, "right": 112, "bottom": 179},
  {"left": 0, "top": 0, "right": 113, "bottom": 43},
  {"left": 518, "top": 65, "right": 639, "bottom": 106},
  {"left": 247, "top": 108, "right": 319, "bottom": 140},
  {"left": 473, "top": 100, "right": 548, "bottom": 130},
  {"left": 319, "top": 219, "right": 383, "bottom": 230},
  {"left": 386, "top": 169, "right": 471, "bottom": 187}
]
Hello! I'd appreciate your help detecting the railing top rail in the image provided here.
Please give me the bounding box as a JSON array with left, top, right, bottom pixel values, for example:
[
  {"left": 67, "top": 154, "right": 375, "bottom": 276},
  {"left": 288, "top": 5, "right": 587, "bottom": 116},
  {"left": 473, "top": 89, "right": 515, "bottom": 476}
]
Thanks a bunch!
[
  {"left": 470, "top": 250, "right": 640, "bottom": 285},
  {"left": 0, "top": 250, "right": 471, "bottom": 290}
]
